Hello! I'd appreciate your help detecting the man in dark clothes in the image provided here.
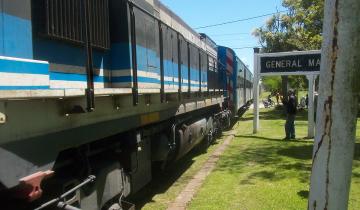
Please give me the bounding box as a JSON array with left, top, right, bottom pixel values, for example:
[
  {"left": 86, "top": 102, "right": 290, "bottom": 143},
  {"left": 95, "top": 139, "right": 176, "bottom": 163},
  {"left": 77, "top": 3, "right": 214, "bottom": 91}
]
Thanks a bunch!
[{"left": 284, "top": 90, "right": 297, "bottom": 140}]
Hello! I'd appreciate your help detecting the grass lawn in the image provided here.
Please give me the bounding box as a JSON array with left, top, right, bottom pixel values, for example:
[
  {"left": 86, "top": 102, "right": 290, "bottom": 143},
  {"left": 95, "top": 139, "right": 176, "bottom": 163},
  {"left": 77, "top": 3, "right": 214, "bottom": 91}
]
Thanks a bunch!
[{"left": 188, "top": 108, "right": 360, "bottom": 210}]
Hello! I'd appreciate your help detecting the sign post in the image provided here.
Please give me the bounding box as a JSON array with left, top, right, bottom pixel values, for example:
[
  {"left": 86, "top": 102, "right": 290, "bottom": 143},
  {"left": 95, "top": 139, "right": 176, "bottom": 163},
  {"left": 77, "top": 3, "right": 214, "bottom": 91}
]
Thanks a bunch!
[
  {"left": 253, "top": 50, "right": 321, "bottom": 138},
  {"left": 307, "top": 74, "right": 316, "bottom": 138},
  {"left": 253, "top": 51, "right": 260, "bottom": 133}
]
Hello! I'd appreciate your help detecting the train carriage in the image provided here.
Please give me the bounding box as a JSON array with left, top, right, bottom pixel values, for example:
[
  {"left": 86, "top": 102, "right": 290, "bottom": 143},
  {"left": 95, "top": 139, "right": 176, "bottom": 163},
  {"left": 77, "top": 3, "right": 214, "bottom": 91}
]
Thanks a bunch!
[
  {"left": 217, "top": 46, "right": 238, "bottom": 116},
  {"left": 245, "top": 67, "right": 254, "bottom": 102},
  {"left": 237, "top": 58, "right": 254, "bottom": 108},
  {"left": 0, "top": 0, "right": 252, "bottom": 209},
  {"left": 217, "top": 46, "right": 254, "bottom": 117},
  {"left": 236, "top": 57, "right": 246, "bottom": 110}
]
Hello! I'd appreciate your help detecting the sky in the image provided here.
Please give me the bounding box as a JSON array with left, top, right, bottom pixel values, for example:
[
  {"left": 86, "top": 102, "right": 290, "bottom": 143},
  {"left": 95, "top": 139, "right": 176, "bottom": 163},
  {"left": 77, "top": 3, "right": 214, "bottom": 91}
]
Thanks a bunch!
[{"left": 160, "top": 0, "right": 285, "bottom": 72}]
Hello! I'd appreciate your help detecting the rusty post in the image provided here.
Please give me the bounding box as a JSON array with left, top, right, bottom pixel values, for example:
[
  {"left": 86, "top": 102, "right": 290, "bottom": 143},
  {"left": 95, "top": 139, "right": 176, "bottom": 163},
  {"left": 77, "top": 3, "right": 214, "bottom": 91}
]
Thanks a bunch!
[{"left": 308, "top": 0, "right": 360, "bottom": 209}]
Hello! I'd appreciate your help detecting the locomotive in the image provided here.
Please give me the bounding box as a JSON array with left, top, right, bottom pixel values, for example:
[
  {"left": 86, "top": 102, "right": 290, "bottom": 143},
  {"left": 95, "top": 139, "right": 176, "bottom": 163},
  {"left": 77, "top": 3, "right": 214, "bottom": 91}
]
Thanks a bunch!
[{"left": 0, "top": 0, "right": 253, "bottom": 209}]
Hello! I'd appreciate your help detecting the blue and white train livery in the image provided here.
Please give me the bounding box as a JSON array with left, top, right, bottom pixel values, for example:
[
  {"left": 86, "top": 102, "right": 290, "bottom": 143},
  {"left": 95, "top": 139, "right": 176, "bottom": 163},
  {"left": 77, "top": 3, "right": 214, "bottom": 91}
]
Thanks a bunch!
[{"left": 0, "top": 0, "right": 253, "bottom": 209}]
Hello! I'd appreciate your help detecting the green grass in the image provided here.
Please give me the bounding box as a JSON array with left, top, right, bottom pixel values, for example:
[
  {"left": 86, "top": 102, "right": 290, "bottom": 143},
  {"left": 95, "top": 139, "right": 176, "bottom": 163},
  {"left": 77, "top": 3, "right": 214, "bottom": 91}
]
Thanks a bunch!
[{"left": 188, "top": 108, "right": 360, "bottom": 210}]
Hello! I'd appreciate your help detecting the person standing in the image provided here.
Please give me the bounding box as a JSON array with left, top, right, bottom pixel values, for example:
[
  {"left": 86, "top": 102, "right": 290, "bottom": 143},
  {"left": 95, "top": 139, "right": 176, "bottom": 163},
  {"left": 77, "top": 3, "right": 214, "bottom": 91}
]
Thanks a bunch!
[{"left": 284, "top": 90, "right": 297, "bottom": 140}]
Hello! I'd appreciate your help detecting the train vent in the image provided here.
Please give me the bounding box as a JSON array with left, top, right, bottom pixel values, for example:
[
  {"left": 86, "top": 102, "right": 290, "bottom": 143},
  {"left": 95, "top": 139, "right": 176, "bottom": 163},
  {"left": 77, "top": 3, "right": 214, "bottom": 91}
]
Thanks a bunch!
[{"left": 34, "top": 0, "right": 110, "bottom": 50}]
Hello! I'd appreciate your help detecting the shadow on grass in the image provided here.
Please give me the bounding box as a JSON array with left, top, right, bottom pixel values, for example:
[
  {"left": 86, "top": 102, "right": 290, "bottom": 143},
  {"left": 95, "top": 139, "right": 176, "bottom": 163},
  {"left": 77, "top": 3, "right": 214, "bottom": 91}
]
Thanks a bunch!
[
  {"left": 240, "top": 107, "right": 309, "bottom": 121},
  {"left": 224, "top": 134, "right": 360, "bottom": 187},
  {"left": 278, "top": 145, "right": 314, "bottom": 160},
  {"left": 235, "top": 135, "right": 313, "bottom": 144},
  {"left": 216, "top": 134, "right": 314, "bottom": 184},
  {"left": 354, "top": 143, "right": 360, "bottom": 161},
  {"left": 353, "top": 172, "right": 360, "bottom": 178},
  {"left": 240, "top": 170, "right": 287, "bottom": 184},
  {"left": 297, "top": 190, "right": 309, "bottom": 199}
]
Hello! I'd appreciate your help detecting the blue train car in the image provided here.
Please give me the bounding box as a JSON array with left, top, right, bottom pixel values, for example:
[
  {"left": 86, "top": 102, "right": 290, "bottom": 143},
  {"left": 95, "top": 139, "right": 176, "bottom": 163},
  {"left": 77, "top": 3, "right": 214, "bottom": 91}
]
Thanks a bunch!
[
  {"left": 235, "top": 57, "right": 253, "bottom": 112},
  {"left": 245, "top": 66, "right": 254, "bottom": 100},
  {"left": 236, "top": 57, "right": 246, "bottom": 109},
  {"left": 0, "top": 0, "right": 250, "bottom": 209},
  {"left": 218, "top": 47, "right": 253, "bottom": 116},
  {"left": 0, "top": 0, "right": 225, "bottom": 209},
  {"left": 217, "top": 46, "right": 238, "bottom": 115}
]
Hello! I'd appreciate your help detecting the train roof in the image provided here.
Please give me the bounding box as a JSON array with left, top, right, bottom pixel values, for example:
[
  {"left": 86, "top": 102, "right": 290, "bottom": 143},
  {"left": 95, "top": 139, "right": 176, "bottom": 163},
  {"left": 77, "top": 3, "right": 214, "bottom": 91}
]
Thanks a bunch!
[
  {"left": 200, "top": 33, "right": 217, "bottom": 48},
  {"left": 156, "top": 1, "right": 199, "bottom": 37},
  {"left": 154, "top": 0, "right": 216, "bottom": 54}
]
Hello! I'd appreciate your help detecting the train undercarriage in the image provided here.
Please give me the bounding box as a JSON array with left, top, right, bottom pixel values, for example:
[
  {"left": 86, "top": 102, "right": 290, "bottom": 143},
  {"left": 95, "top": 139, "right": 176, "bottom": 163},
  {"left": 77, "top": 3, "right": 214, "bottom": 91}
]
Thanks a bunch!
[{"left": 0, "top": 92, "right": 234, "bottom": 210}]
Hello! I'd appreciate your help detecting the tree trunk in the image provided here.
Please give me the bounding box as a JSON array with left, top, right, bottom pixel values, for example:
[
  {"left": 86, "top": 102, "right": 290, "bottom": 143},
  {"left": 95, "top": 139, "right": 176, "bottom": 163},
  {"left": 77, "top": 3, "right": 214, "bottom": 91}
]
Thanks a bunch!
[{"left": 308, "top": 0, "right": 360, "bottom": 209}]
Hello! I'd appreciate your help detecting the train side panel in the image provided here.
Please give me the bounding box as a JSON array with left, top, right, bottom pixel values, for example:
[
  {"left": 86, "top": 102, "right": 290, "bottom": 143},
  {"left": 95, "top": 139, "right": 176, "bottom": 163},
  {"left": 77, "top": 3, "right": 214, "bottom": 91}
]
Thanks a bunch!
[{"left": 0, "top": 0, "right": 239, "bottom": 209}]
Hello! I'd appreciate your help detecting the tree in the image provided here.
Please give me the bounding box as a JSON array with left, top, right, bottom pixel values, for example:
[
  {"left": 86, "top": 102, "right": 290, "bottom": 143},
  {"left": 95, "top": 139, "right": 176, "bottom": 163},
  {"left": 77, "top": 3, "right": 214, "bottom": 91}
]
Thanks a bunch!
[
  {"left": 253, "top": 0, "right": 324, "bottom": 96},
  {"left": 261, "top": 76, "right": 282, "bottom": 92},
  {"left": 253, "top": 0, "right": 324, "bottom": 51}
]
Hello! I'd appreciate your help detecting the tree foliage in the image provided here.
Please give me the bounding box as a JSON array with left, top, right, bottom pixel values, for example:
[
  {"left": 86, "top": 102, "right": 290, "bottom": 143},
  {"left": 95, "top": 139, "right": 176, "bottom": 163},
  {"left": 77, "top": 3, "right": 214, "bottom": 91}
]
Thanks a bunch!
[
  {"left": 262, "top": 75, "right": 307, "bottom": 92},
  {"left": 253, "top": 0, "right": 324, "bottom": 94},
  {"left": 253, "top": 0, "right": 324, "bottom": 52},
  {"left": 261, "top": 76, "right": 282, "bottom": 92}
]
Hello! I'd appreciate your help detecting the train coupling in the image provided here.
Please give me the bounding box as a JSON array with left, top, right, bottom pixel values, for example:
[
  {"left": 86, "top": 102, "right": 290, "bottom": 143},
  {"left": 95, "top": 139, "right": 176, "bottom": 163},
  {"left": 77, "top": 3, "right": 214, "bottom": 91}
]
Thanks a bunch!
[{"left": 34, "top": 175, "right": 96, "bottom": 210}]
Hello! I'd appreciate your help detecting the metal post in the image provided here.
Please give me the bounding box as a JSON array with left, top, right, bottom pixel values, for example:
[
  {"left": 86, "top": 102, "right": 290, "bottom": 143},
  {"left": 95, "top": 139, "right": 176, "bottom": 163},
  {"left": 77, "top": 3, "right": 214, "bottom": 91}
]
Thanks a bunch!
[
  {"left": 158, "top": 21, "right": 165, "bottom": 103},
  {"left": 253, "top": 48, "right": 260, "bottom": 133},
  {"left": 306, "top": 74, "right": 315, "bottom": 138},
  {"left": 83, "top": 0, "right": 95, "bottom": 112},
  {"left": 253, "top": 76, "right": 260, "bottom": 134},
  {"left": 308, "top": 0, "right": 360, "bottom": 209}
]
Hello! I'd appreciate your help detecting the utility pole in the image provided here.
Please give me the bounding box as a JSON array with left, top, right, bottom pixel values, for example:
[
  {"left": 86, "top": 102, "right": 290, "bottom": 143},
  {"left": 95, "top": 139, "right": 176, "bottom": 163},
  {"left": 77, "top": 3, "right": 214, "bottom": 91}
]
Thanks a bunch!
[{"left": 308, "top": 0, "right": 360, "bottom": 209}]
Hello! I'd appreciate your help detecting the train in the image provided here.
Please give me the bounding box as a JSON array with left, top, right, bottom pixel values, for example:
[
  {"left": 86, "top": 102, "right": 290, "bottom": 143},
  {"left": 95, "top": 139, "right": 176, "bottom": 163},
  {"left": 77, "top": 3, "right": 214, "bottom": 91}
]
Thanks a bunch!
[{"left": 0, "top": 0, "right": 253, "bottom": 209}]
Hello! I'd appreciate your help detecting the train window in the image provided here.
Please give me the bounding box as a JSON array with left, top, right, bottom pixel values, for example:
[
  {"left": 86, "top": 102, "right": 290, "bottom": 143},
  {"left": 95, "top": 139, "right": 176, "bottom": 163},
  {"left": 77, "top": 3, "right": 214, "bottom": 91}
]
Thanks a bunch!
[
  {"left": 162, "top": 25, "right": 171, "bottom": 66},
  {"left": 171, "top": 30, "right": 178, "bottom": 65},
  {"left": 201, "top": 52, "right": 207, "bottom": 72},
  {"left": 181, "top": 39, "right": 188, "bottom": 66},
  {"left": 214, "top": 60, "right": 218, "bottom": 73},
  {"left": 189, "top": 45, "right": 199, "bottom": 71},
  {"left": 36, "top": 0, "right": 110, "bottom": 49},
  {"left": 130, "top": 6, "right": 160, "bottom": 73},
  {"left": 208, "top": 57, "right": 215, "bottom": 72}
]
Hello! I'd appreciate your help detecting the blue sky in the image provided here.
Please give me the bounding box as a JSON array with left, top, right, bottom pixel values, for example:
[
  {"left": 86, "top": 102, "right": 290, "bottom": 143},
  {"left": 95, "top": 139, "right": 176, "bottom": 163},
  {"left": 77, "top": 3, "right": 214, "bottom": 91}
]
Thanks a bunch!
[{"left": 160, "top": 0, "right": 285, "bottom": 72}]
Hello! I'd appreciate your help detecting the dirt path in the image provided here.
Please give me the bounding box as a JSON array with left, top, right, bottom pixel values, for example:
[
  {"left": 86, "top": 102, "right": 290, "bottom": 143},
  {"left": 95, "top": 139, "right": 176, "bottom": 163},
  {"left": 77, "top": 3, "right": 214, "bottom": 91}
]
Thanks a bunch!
[{"left": 166, "top": 132, "right": 236, "bottom": 210}]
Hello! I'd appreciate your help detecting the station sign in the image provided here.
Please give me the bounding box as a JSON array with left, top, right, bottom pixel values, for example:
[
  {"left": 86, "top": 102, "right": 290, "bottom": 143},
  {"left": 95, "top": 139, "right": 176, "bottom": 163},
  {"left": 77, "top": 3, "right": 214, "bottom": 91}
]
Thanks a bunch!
[
  {"left": 260, "top": 53, "right": 321, "bottom": 74},
  {"left": 253, "top": 50, "right": 321, "bottom": 137}
]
